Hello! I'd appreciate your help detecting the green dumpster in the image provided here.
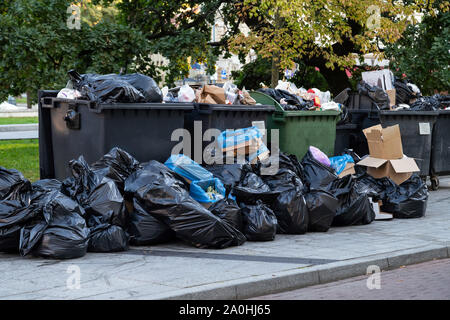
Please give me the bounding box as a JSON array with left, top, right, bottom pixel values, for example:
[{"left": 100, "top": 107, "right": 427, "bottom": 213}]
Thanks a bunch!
[{"left": 250, "top": 91, "right": 340, "bottom": 160}]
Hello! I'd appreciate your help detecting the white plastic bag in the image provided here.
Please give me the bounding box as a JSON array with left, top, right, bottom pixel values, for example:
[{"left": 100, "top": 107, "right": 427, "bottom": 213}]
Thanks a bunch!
[
  {"left": 178, "top": 84, "right": 196, "bottom": 102},
  {"left": 57, "top": 88, "right": 82, "bottom": 100}
]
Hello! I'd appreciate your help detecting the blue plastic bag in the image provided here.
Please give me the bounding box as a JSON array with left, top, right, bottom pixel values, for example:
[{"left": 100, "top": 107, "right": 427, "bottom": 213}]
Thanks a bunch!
[
  {"left": 165, "top": 154, "right": 213, "bottom": 183},
  {"left": 329, "top": 154, "right": 354, "bottom": 175},
  {"left": 216, "top": 127, "right": 263, "bottom": 152},
  {"left": 190, "top": 178, "right": 226, "bottom": 206}
]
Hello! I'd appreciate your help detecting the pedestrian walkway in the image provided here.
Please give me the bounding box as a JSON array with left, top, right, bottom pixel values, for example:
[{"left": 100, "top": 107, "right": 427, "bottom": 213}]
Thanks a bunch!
[
  {"left": 0, "top": 124, "right": 38, "bottom": 140},
  {"left": 0, "top": 178, "right": 449, "bottom": 300}
]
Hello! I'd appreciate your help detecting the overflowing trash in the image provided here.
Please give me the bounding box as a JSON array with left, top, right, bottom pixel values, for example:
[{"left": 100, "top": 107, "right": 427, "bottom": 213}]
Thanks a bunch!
[{"left": 0, "top": 116, "right": 430, "bottom": 260}]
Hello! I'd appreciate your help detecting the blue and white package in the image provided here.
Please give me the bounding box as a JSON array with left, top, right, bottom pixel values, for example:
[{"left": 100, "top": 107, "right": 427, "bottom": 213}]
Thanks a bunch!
[
  {"left": 190, "top": 178, "right": 226, "bottom": 206},
  {"left": 164, "top": 154, "right": 213, "bottom": 183},
  {"left": 329, "top": 154, "right": 354, "bottom": 175}
]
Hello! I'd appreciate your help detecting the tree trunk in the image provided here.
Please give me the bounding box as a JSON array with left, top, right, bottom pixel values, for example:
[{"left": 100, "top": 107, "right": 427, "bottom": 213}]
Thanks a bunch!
[
  {"left": 26, "top": 91, "right": 32, "bottom": 109},
  {"left": 271, "top": 54, "right": 280, "bottom": 88}
]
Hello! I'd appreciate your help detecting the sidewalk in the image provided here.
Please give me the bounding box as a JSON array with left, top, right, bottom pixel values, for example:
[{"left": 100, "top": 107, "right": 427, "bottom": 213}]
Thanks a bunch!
[
  {"left": 0, "top": 102, "right": 38, "bottom": 118},
  {"left": 0, "top": 124, "right": 38, "bottom": 140},
  {"left": 1, "top": 178, "right": 449, "bottom": 300}
]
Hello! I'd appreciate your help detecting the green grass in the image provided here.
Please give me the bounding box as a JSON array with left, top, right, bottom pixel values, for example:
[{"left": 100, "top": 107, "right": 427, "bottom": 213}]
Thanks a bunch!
[
  {"left": 0, "top": 139, "right": 39, "bottom": 181},
  {"left": 0, "top": 117, "right": 38, "bottom": 125},
  {"left": 15, "top": 97, "right": 27, "bottom": 104}
]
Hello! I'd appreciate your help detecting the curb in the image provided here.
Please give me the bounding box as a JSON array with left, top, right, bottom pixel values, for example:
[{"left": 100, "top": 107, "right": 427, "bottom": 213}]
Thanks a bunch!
[{"left": 139, "top": 244, "right": 449, "bottom": 300}]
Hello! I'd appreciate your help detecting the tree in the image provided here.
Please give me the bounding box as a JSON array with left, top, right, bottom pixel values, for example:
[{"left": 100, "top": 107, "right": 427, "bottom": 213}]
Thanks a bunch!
[
  {"left": 229, "top": 0, "right": 424, "bottom": 93},
  {"left": 0, "top": 0, "right": 149, "bottom": 105},
  {"left": 385, "top": 1, "right": 450, "bottom": 95}
]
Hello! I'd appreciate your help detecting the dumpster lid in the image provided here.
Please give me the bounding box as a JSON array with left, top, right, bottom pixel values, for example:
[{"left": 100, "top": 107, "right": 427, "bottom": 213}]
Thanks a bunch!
[{"left": 41, "top": 97, "right": 194, "bottom": 112}]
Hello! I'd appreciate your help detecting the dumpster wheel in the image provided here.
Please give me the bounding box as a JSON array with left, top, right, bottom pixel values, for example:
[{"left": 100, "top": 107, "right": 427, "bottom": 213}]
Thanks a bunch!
[{"left": 430, "top": 176, "right": 439, "bottom": 191}]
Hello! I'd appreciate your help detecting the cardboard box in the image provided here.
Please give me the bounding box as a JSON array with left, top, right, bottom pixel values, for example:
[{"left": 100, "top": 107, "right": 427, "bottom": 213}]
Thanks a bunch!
[
  {"left": 357, "top": 155, "right": 420, "bottom": 185},
  {"left": 363, "top": 124, "right": 403, "bottom": 159},
  {"left": 338, "top": 162, "right": 356, "bottom": 178},
  {"left": 374, "top": 200, "right": 393, "bottom": 220},
  {"left": 197, "top": 85, "right": 226, "bottom": 104},
  {"left": 386, "top": 89, "right": 396, "bottom": 107}
]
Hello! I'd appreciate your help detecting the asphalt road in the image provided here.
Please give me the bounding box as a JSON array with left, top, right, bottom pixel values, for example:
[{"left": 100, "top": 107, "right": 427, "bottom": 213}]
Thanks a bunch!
[{"left": 253, "top": 258, "right": 450, "bottom": 300}]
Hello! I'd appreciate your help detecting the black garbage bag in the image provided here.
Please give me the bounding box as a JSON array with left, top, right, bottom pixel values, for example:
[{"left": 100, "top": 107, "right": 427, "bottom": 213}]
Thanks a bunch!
[
  {"left": 263, "top": 168, "right": 304, "bottom": 193},
  {"left": 330, "top": 176, "right": 375, "bottom": 226},
  {"left": 118, "top": 73, "right": 163, "bottom": 103},
  {"left": 271, "top": 187, "right": 309, "bottom": 234},
  {"left": 357, "top": 81, "right": 390, "bottom": 110},
  {"left": 85, "top": 179, "right": 127, "bottom": 227},
  {"left": 233, "top": 172, "right": 279, "bottom": 204},
  {"left": 240, "top": 200, "right": 277, "bottom": 241},
  {"left": 31, "top": 179, "right": 62, "bottom": 193},
  {"left": 0, "top": 200, "right": 26, "bottom": 253},
  {"left": 204, "top": 163, "right": 252, "bottom": 194},
  {"left": 305, "top": 190, "right": 339, "bottom": 232},
  {"left": 88, "top": 223, "right": 128, "bottom": 252},
  {"left": 394, "top": 79, "right": 416, "bottom": 104},
  {"left": 354, "top": 173, "right": 396, "bottom": 201},
  {"left": 28, "top": 191, "right": 89, "bottom": 259},
  {"left": 301, "top": 149, "right": 337, "bottom": 191},
  {"left": 127, "top": 199, "right": 175, "bottom": 245},
  {"left": 0, "top": 167, "right": 31, "bottom": 201},
  {"left": 68, "top": 70, "right": 162, "bottom": 104},
  {"left": 64, "top": 155, "right": 128, "bottom": 228},
  {"left": 209, "top": 198, "right": 244, "bottom": 233},
  {"left": 258, "top": 88, "right": 314, "bottom": 111},
  {"left": 381, "top": 174, "right": 428, "bottom": 219},
  {"left": 124, "top": 161, "right": 246, "bottom": 248},
  {"left": 409, "top": 96, "right": 441, "bottom": 111},
  {"left": 91, "top": 147, "right": 141, "bottom": 191}
]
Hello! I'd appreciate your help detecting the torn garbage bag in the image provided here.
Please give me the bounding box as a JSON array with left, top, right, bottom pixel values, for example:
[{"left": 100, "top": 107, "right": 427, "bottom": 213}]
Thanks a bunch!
[
  {"left": 301, "top": 148, "right": 337, "bottom": 190},
  {"left": 124, "top": 161, "right": 246, "bottom": 248},
  {"left": 203, "top": 163, "right": 252, "bottom": 194},
  {"left": 233, "top": 172, "right": 279, "bottom": 204},
  {"left": 305, "top": 190, "right": 338, "bottom": 232},
  {"left": 88, "top": 224, "right": 128, "bottom": 253},
  {"left": 381, "top": 174, "right": 428, "bottom": 219},
  {"left": 127, "top": 199, "right": 175, "bottom": 245},
  {"left": 209, "top": 198, "right": 244, "bottom": 232},
  {"left": 190, "top": 178, "right": 226, "bottom": 208},
  {"left": 240, "top": 200, "right": 277, "bottom": 241}
]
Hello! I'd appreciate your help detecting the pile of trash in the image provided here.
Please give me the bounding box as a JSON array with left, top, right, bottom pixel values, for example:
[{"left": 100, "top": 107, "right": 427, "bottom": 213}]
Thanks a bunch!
[
  {"left": 256, "top": 81, "right": 339, "bottom": 112},
  {"left": 163, "top": 82, "right": 257, "bottom": 105},
  {"left": 0, "top": 128, "right": 428, "bottom": 260}
]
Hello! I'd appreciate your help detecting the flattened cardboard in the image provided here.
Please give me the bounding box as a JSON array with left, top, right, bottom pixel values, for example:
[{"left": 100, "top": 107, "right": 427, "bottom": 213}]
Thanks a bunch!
[
  {"left": 358, "top": 155, "right": 419, "bottom": 185},
  {"left": 357, "top": 156, "right": 387, "bottom": 168},
  {"left": 338, "top": 162, "right": 356, "bottom": 178},
  {"left": 386, "top": 89, "right": 396, "bottom": 107},
  {"left": 390, "top": 157, "right": 420, "bottom": 173},
  {"left": 363, "top": 124, "right": 403, "bottom": 159}
]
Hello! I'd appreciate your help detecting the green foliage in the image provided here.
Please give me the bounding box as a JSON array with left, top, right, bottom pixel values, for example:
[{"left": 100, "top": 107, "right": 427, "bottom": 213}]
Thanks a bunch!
[
  {"left": 231, "top": 56, "right": 273, "bottom": 89},
  {"left": 0, "top": 117, "right": 38, "bottom": 125},
  {"left": 385, "top": 7, "right": 449, "bottom": 95},
  {"left": 0, "top": 0, "right": 150, "bottom": 104},
  {"left": 290, "top": 63, "right": 329, "bottom": 91}
]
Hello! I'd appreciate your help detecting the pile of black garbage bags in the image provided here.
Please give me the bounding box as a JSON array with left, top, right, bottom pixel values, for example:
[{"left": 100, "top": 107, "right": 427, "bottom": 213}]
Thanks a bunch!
[{"left": 0, "top": 147, "right": 428, "bottom": 260}]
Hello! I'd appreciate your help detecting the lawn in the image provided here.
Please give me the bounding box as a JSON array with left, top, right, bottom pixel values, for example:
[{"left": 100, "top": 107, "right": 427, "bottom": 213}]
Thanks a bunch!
[
  {"left": 0, "top": 139, "right": 39, "bottom": 181},
  {"left": 0, "top": 117, "right": 38, "bottom": 125}
]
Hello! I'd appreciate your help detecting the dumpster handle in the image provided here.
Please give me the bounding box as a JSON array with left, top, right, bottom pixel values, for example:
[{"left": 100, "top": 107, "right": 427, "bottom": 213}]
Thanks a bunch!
[
  {"left": 272, "top": 114, "right": 286, "bottom": 123},
  {"left": 194, "top": 103, "right": 213, "bottom": 115}
]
